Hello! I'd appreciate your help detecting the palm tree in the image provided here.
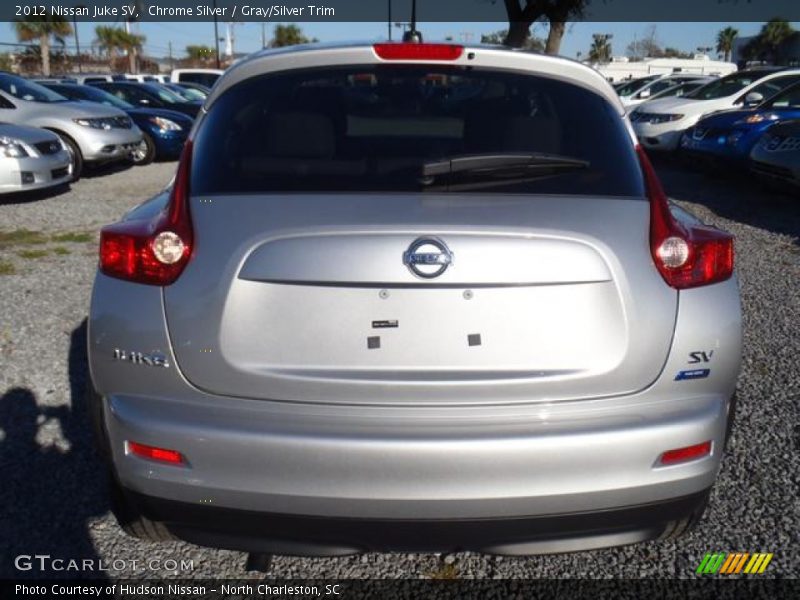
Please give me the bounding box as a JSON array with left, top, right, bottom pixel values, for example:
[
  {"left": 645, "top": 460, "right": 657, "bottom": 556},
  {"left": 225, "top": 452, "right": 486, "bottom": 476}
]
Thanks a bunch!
[
  {"left": 588, "top": 34, "right": 612, "bottom": 63},
  {"left": 761, "top": 18, "right": 794, "bottom": 61},
  {"left": 270, "top": 25, "right": 312, "bottom": 48},
  {"left": 117, "top": 31, "right": 146, "bottom": 74},
  {"left": 716, "top": 26, "right": 738, "bottom": 62},
  {"left": 94, "top": 25, "right": 122, "bottom": 66},
  {"left": 13, "top": 16, "right": 72, "bottom": 76}
]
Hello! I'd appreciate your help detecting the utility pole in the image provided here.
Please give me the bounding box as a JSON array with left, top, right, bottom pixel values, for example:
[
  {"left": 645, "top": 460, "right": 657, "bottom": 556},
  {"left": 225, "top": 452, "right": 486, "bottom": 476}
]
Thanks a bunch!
[
  {"left": 212, "top": 0, "right": 221, "bottom": 68},
  {"left": 72, "top": 7, "right": 84, "bottom": 73},
  {"left": 261, "top": 23, "right": 266, "bottom": 49},
  {"left": 168, "top": 41, "right": 173, "bottom": 71},
  {"left": 388, "top": 0, "right": 392, "bottom": 41}
]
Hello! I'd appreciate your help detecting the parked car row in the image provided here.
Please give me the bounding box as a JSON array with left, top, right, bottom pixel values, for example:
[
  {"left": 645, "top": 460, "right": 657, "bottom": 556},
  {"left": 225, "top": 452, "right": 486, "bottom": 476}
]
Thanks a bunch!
[
  {"left": 0, "top": 69, "right": 218, "bottom": 195},
  {"left": 623, "top": 67, "right": 800, "bottom": 192}
]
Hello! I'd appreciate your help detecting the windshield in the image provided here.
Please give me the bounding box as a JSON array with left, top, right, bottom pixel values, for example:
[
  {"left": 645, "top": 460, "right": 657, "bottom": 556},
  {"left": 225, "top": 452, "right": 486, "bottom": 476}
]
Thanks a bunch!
[
  {"left": 174, "top": 86, "right": 206, "bottom": 101},
  {"left": 58, "top": 85, "right": 134, "bottom": 110},
  {"left": 616, "top": 76, "right": 660, "bottom": 97},
  {"left": 653, "top": 81, "right": 706, "bottom": 99},
  {"left": 764, "top": 83, "right": 800, "bottom": 109},
  {"left": 152, "top": 85, "right": 188, "bottom": 104},
  {"left": 686, "top": 71, "right": 775, "bottom": 100},
  {"left": 192, "top": 65, "right": 644, "bottom": 197},
  {"left": 0, "top": 74, "right": 67, "bottom": 103}
]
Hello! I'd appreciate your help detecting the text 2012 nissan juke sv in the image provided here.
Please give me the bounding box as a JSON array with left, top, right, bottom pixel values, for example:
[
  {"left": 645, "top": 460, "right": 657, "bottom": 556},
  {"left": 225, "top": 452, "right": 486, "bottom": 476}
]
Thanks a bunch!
[{"left": 88, "top": 42, "right": 741, "bottom": 558}]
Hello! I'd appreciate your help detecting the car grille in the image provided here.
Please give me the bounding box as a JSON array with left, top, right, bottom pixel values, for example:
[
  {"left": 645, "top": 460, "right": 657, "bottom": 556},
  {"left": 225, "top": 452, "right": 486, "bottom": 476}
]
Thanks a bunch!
[
  {"left": 692, "top": 127, "right": 725, "bottom": 141},
  {"left": 51, "top": 166, "right": 69, "bottom": 179},
  {"left": 761, "top": 134, "right": 800, "bottom": 153},
  {"left": 34, "top": 140, "right": 62, "bottom": 155}
]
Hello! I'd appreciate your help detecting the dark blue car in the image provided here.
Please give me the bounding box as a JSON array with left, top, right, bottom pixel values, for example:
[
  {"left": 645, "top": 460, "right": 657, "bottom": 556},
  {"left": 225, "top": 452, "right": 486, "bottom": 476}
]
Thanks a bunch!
[
  {"left": 41, "top": 83, "right": 192, "bottom": 165},
  {"left": 680, "top": 82, "right": 800, "bottom": 163}
]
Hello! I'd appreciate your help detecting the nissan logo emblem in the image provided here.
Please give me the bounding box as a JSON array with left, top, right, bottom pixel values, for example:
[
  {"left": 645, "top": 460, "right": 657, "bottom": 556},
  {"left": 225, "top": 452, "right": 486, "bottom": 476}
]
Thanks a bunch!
[{"left": 403, "top": 237, "right": 453, "bottom": 279}]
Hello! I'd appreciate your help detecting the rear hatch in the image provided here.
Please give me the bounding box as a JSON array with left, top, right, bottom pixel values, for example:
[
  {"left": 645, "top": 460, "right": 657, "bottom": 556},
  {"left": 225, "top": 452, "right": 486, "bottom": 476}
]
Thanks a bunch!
[
  {"left": 164, "top": 194, "right": 675, "bottom": 405},
  {"left": 162, "top": 58, "right": 677, "bottom": 406}
]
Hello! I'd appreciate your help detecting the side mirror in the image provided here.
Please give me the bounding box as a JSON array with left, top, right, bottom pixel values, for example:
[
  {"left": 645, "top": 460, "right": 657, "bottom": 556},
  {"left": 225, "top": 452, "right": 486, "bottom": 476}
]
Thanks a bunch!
[
  {"left": 744, "top": 92, "right": 764, "bottom": 106},
  {"left": 638, "top": 89, "right": 652, "bottom": 99}
]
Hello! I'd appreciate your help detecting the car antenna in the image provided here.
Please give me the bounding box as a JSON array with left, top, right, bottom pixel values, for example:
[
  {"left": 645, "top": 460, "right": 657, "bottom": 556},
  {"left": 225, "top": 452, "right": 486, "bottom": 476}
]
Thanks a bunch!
[{"left": 402, "top": 0, "right": 423, "bottom": 42}]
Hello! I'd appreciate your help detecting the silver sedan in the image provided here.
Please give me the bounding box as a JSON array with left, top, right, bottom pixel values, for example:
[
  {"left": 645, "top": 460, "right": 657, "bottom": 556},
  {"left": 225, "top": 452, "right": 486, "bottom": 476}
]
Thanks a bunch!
[{"left": 0, "top": 123, "right": 71, "bottom": 194}]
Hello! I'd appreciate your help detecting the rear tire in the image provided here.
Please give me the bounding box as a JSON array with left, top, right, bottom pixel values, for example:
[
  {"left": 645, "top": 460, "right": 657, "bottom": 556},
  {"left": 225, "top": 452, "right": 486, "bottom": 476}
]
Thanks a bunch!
[
  {"left": 658, "top": 492, "right": 709, "bottom": 540},
  {"left": 110, "top": 477, "right": 176, "bottom": 541},
  {"left": 130, "top": 133, "right": 156, "bottom": 166}
]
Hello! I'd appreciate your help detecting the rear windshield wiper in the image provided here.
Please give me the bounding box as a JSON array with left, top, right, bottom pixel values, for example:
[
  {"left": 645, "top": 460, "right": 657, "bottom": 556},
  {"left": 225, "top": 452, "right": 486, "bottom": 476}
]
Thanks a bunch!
[{"left": 419, "top": 153, "right": 590, "bottom": 190}]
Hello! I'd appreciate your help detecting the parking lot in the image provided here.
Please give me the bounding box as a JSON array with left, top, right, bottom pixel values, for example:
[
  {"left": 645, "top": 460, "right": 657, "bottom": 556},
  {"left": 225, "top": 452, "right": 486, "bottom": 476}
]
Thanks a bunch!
[{"left": 0, "top": 158, "right": 797, "bottom": 579}]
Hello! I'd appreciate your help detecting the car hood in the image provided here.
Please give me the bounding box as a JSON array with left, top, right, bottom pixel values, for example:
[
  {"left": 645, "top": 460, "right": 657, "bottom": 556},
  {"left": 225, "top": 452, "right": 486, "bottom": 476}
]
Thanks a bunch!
[
  {"left": 636, "top": 96, "right": 723, "bottom": 116},
  {"left": 17, "top": 99, "right": 128, "bottom": 119},
  {"left": 698, "top": 107, "right": 800, "bottom": 130},
  {"left": 695, "top": 108, "right": 756, "bottom": 129},
  {"left": 0, "top": 122, "right": 60, "bottom": 144}
]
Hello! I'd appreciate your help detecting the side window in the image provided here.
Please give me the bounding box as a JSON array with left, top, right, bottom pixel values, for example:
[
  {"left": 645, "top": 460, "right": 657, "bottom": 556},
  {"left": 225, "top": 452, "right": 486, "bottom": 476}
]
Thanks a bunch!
[
  {"left": 117, "top": 87, "right": 144, "bottom": 103},
  {"left": 0, "top": 95, "right": 15, "bottom": 109},
  {"left": 739, "top": 76, "right": 800, "bottom": 104}
]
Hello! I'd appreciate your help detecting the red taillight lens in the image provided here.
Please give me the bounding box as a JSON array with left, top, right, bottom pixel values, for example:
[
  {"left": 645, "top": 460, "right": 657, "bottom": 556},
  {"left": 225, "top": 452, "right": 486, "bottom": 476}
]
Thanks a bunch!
[
  {"left": 373, "top": 43, "right": 464, "bottom": 61},
  {"left": 99, "top": 141, "right": 193, "bottom": 285},
  {"left": 127, "top": 441, "right": 186, "bottom": 466},
  {"left": 638, "top": 146, "right": 734, "bottom": 289},
  {"left": 659, "top": 441, "right": 712, "bottom": 465}
]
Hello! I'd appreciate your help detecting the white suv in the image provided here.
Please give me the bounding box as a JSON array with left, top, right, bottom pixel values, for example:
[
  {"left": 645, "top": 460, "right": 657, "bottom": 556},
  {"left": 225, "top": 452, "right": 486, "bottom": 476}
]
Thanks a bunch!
[{"left": 630, "top": 68, "right": 800, "bottom": 151}]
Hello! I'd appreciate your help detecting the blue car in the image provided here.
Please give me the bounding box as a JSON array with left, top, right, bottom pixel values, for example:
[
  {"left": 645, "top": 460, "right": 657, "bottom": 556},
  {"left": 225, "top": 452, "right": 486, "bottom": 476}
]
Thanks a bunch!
[
  {"left": 680, "top": 82, "right": 800, "bottom": 163},
  {"left": 41, "top": 82, "right": 192, "bottom": 165}
]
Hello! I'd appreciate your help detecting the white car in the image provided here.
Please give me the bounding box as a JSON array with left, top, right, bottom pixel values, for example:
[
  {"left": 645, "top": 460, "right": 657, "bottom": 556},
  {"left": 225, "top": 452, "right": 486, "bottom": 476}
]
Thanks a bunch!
[
  {"left": 621, "top": 75, "right": 713, "bottom": 109},
  {"left": 169, "top": 68, "right": 223, "bottom": 88},
  {"left": 0, "top": 123, "right": 71, "bottom": 194},
  {"left": 630, "top": 68, "right": 800, "bottom": 151}
]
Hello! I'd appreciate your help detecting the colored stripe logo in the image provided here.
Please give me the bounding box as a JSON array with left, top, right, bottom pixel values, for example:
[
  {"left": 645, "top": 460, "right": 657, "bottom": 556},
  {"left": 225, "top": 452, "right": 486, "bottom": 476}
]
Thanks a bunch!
[{"left": 696, "top": 552, "right": 773, "bottom": 575}]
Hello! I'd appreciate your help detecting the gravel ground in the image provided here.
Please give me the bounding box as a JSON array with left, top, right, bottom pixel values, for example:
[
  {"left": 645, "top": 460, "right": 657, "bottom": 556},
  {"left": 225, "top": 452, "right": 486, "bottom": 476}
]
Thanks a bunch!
[{"left": 0, "top": 159, "right": 797, "bottom": 581}]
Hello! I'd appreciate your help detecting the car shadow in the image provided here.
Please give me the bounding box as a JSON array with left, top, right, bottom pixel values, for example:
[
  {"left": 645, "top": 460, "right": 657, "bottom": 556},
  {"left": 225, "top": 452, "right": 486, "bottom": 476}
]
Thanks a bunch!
[
  {"left": 651, "top": 155, "right": 800, "bottom": 245},
  {"left": 0, "top": 183, "right": 72, "bottom": 205},
  {"left": 83, "top": 161, "right": 134, "bottom": 178},
  {"left": 0, "top": 320, "right": 110, "bottom": 580}
]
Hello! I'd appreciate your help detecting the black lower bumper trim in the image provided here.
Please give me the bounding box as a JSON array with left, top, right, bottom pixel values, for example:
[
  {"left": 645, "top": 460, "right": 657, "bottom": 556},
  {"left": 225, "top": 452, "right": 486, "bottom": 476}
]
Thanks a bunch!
[{"left": 123, "top": 488, "right": 711, "bottom": 556}]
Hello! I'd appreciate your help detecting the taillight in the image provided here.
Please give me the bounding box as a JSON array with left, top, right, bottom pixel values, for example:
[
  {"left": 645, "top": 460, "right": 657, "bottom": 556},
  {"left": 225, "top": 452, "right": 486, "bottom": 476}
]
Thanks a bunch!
[
  {"left": 638, "top": 146, "right": 733, "bottom": 289},
  {"left": 99, "top": 141, "right": 193, "bottom": 285},
  {"left": 127, "top": 440, "right": 186, "bottom": 466},
  {"left": 658, "top": 440, "right": 712, "bottom": 465},
  {"left": 373, "top": 43, "right": 464, "bottom": 61}
]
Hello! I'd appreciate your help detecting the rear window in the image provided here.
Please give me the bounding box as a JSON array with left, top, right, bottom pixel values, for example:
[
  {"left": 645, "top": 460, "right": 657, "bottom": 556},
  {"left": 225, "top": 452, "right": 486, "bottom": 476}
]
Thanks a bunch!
[{"left": 192, "top": 66, "right": 644, "bottom": 197}]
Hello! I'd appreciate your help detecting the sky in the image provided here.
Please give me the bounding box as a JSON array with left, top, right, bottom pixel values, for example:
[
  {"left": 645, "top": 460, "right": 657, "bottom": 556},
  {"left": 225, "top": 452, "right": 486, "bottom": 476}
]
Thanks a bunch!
[{"left": 1, "top": 21, "right": 793, "bottom": 61}]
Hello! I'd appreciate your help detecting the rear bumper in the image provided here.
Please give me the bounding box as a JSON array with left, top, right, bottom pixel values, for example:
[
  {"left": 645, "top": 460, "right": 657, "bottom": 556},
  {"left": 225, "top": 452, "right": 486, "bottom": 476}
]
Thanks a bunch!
[
  {"left": 105, "top": 389, "right": 726, "bottom": 522},
  {"left": 121, "top": 486, "right": 710, "bottom": 555}
]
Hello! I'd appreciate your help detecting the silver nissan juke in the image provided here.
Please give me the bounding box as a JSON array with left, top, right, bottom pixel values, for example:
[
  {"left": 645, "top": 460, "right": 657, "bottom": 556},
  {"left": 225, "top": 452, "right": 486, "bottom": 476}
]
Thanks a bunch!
[{"left": 88, "top": 42, "right": 741, "bottom": 559}]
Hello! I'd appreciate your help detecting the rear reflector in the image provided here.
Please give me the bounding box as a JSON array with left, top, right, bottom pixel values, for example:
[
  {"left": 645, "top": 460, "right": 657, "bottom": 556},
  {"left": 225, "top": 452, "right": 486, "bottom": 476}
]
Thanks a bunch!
[
  {"left": 373, "top": 43, "right": 464, "bottom": 61},
  {"left": 659, "top": 441, "right": 712, "bottom": 465},
  {"left": 638, "top": 146, "right": 734, "bottom": 289},
  {"left": 127, "top": 441, "right": 186, "bottom": 466}
]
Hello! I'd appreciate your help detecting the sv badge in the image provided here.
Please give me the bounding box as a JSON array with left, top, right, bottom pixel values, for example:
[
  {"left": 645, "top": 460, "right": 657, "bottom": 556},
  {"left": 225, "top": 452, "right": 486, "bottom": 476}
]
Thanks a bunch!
[{"left": 688, "top": 350, "right": 714, "bottom": 364}]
